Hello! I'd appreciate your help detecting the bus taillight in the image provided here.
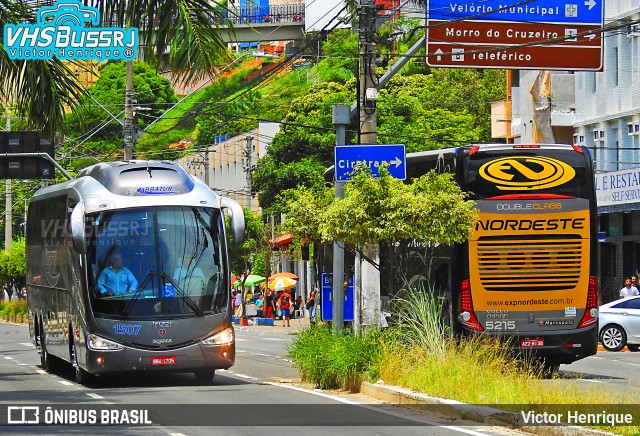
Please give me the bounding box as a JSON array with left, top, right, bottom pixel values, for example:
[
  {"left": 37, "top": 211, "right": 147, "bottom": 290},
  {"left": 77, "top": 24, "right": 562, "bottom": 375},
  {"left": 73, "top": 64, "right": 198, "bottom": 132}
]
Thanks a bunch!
[
  {"left": 572, "top": 145, "right": 585, "bottom": 153},
  {"left": 458, "top": 279, "right": 483, "bottom": 331},
  {"left": 578, "top": 276, "right": 599, "bottom": 328}
]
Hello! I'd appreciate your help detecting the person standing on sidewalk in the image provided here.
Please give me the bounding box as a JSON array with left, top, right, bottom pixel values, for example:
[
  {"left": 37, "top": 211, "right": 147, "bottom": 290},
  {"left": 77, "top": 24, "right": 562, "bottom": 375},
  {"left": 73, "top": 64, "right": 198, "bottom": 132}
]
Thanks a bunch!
[
  {"left": 278, "top": 289, "right": 293, "bottom": 327},
  {"left": 306, "top": 288, "right": 317, "bottom": 326}
]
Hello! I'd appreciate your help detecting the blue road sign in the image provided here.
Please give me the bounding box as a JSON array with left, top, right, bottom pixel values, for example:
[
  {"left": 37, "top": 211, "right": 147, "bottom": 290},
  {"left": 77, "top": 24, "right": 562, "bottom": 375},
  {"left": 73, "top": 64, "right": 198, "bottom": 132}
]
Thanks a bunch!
[
  {"left": 321, "top": 273, "right": 354, "bottom": 322},
  {"left": 427, "top": 0, "right": 603, "bottom": 25},
  {"left": 335, "top": 144, "right": 406, "bottom": 181}
]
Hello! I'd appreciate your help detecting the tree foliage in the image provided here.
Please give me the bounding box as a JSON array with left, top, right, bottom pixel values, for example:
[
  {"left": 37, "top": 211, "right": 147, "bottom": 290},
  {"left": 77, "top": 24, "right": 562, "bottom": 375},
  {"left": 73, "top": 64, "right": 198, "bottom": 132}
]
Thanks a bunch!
[
  {"left": 319, "top": 167, "right": 477, "bottom": 247},
  {"left": 65, "top": 61, "right": 177, "bottom": 152},
  {"left": 0, "top": 238, "right": 26, "bottom": 288}
]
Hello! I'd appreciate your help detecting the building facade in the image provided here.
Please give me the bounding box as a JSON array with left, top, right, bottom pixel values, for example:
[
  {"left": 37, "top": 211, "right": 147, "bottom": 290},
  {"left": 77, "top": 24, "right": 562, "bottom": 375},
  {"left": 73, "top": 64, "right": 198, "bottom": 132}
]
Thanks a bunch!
[{"left": 175, "top": 122, "right": 280, "bottom": 214}]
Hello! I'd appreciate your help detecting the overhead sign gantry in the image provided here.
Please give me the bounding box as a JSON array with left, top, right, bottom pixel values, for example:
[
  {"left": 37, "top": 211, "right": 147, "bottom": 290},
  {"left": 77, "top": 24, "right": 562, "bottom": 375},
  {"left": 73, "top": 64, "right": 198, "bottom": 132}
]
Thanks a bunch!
[{"left": 426, "top": 0, "right": 604, "bottom": 70}]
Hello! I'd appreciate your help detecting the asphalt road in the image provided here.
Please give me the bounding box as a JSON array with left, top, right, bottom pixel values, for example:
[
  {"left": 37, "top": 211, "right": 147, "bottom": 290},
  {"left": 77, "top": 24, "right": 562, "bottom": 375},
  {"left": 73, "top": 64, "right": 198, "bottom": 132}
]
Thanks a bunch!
[{"left": 0, "top": 321, "right": 530, "bottom": 436}]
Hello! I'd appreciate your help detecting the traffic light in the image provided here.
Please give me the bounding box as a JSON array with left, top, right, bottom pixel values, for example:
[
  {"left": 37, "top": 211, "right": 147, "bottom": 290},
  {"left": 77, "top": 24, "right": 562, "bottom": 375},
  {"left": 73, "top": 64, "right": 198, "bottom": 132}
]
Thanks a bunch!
[{"left": 300, "top": 238, "right": 310, "bottom": 261}]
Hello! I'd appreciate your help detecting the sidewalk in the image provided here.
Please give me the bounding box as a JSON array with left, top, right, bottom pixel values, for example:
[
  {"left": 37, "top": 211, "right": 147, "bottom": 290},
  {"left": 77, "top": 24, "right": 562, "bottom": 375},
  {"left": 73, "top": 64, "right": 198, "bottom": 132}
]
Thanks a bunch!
[{"left": 232, "top": 316, "right": 311, "bottom": 335}]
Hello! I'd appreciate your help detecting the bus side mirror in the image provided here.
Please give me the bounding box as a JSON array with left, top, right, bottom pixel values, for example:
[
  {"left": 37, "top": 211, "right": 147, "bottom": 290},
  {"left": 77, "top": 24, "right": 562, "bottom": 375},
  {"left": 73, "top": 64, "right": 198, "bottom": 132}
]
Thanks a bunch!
[
  {"left": 221, "top": 197, "right": 245, "bottom": 243},
  {"left": 70, "top": 202, "right": 87, "bottom": 254}
]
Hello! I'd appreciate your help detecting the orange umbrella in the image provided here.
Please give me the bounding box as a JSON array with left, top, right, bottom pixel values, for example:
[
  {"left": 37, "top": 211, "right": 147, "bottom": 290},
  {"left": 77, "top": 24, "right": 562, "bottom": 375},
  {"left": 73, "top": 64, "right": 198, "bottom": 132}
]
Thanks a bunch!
[
  {"left": 268, "top": 277, "right": 297, "bottom": 291},
  {"left": 268, "top": 272, "right": 299, "bottom": 282}
]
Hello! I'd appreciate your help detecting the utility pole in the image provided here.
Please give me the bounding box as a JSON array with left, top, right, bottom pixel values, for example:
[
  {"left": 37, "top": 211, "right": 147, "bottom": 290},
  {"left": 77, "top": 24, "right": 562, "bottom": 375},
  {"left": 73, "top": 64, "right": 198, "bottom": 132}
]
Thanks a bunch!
[
  {"left": 5, "top": 109, "right": 11, "bottom": 252},
  {"left": 123, "top": 60, "right": 134, "bottom": 160},
  {"left": 332, "top": 104, "right": 350, "bottom": 333},
  {"left": 358, "top": 0, "right": 378, "bottom": 145},
  {"left": 243, "top": 135, "right": 254, "bottom": 211}
]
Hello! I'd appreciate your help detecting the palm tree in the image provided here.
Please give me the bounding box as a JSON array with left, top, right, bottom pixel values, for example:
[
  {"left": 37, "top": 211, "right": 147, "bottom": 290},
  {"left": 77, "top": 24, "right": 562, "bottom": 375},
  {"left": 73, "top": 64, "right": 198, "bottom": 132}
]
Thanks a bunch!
[
  {"left": 1, "top": 0, "right": 231, "bottom": 136},
  {"left": 0, "top": 1, "right": 85, "bottom": 135}
]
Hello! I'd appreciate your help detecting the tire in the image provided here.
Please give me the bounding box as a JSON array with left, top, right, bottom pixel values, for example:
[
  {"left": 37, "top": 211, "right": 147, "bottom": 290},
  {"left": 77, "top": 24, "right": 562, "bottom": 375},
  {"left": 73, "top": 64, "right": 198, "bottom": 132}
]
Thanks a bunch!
[
  {"left": 40, "top": 331, "right": 57, "bottom": 372},
  {"left": 194, "top": 369, "right": 215, "bottom": 384},
  {"left": 600, "top": 325, "right": 626, "bottom": 352},
  {"left": 627, "top": 344, "right": 640, "bottom": 352},
  {"left": 70, "top": 339, "right": 93, "bottom": 385}
]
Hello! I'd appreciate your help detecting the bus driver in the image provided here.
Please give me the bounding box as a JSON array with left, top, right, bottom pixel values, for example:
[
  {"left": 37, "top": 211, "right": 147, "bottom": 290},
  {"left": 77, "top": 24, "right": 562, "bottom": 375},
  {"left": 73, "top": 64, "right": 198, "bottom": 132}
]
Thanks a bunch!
[{"left": 97, "top": 252, "right": 138, "bottom": 297}]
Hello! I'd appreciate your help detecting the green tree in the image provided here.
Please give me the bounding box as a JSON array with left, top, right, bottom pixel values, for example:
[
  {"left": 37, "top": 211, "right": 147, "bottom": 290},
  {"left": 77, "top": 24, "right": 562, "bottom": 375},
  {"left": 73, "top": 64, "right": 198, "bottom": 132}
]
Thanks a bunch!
[
  {"left": 251, "top": 81, "right": 355, "bottom": 212},
  {"left": 0, "top": 237, "right": 26, "bottom": 289},
  {"left": 64, "top": 60, "right": 177, "bottom": 162},
  {"left": 1, "top": 0, "right": 231, "bottom": 137},
  {"left": 281, "top": 167, "right": 478, "bottom": 296}
]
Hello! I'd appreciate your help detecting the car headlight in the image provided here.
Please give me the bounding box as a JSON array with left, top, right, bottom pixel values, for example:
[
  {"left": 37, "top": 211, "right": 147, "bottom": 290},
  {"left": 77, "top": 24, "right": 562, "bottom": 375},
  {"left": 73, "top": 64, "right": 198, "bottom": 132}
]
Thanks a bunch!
[
  {"left": 88, "top": 334, "right": 124, "bottom": 351},
  {"left": 200, "top": 327, "right": 234, "bottom": 346}
]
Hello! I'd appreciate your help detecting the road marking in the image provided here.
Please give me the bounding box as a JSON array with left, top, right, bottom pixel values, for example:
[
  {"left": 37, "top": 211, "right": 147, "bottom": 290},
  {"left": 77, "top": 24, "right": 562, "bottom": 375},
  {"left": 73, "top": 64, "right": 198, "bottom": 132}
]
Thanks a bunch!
[
  {"left": 18, "top": 363, "right": 29, "bottom": 366},
  {"left": 266, "top": 382, "right": 498, "bottom": 435},
  {"left": 36, "top": 369, "right": 47, "bottom": 375},
  {"left": 58, "top": 381, "right": 74, "bottom": 386},
  {"left": 583, "top": 379, "right": 605, "bottom": 384},
  {"left": 253, "top": 353, "right": 271, "bottom": 357},
  {"left": 263, "top": 338, "right": 287, "bottom": 341},
  {"left": 3, "top": 356, "right": 14, "bottom": 360},
  {"left": 19, "top": 342, "right": 34, "bottom": 347},
  {"left": 86, "top": 393, "right": 104, "bottom": 399},
  {"left": 234, "top": 373, "right": 257, "bottom": 380}
]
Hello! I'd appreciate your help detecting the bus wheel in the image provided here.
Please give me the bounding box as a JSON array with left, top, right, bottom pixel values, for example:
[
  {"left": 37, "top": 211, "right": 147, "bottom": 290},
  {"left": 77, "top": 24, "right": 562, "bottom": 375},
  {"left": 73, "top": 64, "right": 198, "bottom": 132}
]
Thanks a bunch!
[
  {"left": 71, "top": 343, "right": 92, "bottom": 385},
  {"left": 194, "top": 369, "right": 215, "bottom": 384},
  {"left": 40, "top": 327, "right": 56, "bottom": 372},
  {"left": 601, "top": 325, "right": 626, "bottom": 352}
]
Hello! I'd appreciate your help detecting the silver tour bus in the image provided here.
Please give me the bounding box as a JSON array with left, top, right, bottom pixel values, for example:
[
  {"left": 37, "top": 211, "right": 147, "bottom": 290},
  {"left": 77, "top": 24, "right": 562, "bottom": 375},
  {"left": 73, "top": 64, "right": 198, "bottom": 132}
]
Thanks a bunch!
[{"left": 25, "top": 161, "right": 245, "bottom": 384}]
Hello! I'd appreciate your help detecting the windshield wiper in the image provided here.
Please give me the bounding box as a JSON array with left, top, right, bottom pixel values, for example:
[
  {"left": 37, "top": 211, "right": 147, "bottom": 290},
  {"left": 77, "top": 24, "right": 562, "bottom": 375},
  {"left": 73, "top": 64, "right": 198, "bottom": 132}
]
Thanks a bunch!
[
  {"left": 120, "top": 270, "right": 155, "bottom": 320},
  {"left": 161, "top": 273, "right": 204, "bottom": 317}
]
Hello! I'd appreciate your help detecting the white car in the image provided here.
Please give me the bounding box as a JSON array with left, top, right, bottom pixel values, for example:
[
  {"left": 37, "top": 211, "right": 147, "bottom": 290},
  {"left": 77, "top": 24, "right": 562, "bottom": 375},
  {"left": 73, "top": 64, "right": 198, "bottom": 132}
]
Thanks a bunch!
[{"left": 599, "top": 296, "right": 640, "bottom": 352}]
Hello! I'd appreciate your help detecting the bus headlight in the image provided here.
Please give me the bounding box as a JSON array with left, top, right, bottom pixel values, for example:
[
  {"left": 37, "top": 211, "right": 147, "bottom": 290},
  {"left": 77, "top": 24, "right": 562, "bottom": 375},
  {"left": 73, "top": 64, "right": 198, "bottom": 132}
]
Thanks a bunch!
[
  {"left": 201, "top": 327, "right": 234, "bottom": 346},
  {"left": 88, "top": 334, "right": 124, "bottom": 351}
]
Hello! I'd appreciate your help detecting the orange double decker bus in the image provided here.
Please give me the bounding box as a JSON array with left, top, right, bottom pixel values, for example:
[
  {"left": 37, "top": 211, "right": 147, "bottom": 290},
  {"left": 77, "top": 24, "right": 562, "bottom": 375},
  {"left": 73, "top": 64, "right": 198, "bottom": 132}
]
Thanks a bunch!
[{"left": 407, "top": 143, "right": 598, "bottom": 369}]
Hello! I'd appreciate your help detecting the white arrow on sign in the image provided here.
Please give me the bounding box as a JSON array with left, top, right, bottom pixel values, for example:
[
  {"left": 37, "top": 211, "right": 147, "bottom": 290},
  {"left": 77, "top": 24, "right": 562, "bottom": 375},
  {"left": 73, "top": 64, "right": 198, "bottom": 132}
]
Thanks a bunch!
[
  {"left": 434, "top": 48, "right": 444, "bottom": 61},
  {"left": 585, "top": 33, "right": 596, "bottom": 40},
  {"left": 584, "top": 0, "right": 596, "bottom": 10},
  {"left": 390, "top": 157, "right": 402, "bottom": 168}
]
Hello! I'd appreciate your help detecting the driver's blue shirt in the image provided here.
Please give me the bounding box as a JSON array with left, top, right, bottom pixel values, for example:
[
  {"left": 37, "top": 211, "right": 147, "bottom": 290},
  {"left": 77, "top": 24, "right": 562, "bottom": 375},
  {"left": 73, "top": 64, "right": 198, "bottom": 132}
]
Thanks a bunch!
[{"left": 97, "top": 266, "right": 138, "bottom": 295}]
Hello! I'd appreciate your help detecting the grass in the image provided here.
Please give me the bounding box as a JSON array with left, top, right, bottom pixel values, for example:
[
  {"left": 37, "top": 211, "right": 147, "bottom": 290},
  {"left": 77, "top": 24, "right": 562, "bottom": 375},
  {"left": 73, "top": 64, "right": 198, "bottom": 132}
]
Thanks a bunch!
[
  {"left": 0, "top": 299, "right": 28, "bottom": 316},
  {"left": 288, "top": 326, "right": 383, "bottom": 390},
  {"left": 289, "top": 284, "right": 640, "bottom": 435}
]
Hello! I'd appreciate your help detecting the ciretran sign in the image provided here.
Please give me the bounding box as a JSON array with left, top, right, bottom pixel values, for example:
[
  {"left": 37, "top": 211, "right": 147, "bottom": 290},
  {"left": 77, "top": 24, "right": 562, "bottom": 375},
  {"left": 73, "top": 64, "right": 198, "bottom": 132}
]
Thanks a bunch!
[{"left": 334, "top": 144, "right": 406, "bottom": 181}]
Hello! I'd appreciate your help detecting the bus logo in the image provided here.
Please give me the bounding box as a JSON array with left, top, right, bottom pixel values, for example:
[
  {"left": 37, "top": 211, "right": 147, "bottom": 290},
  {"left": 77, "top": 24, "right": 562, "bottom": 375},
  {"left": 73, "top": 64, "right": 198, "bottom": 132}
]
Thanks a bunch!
[
  {"left": 3, "top": 0, "right": 138, "bottom": 61},
  {"left": 479, "top": 156, "right": 575, "bottom": 191}
]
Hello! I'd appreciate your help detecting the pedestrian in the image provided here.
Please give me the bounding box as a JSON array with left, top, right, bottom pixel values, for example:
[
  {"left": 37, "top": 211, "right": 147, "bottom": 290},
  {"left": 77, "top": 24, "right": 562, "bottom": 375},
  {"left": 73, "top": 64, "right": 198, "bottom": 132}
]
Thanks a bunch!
[
  {"left": 620, "top": 277, "right": 639, "bottom": 299},
  {"left": 265, "top": 290, "right": 275, "bottom": 319},
  {"left": 306, "top": 288, "right": 317, "bottom": 325},
  {"left": 632, "top": 275, "right": 639, "bottom": 294},
  {"left": 293, "top": 295, "right": 302, "bottom": 318},
  {"left": 278, "top": 288, "right": 293, "bottom": 327}
]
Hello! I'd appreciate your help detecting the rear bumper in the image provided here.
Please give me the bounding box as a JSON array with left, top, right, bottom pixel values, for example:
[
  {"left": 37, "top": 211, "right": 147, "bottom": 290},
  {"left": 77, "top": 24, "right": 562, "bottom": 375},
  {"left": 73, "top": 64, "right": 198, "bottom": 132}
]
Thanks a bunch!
[{"left": 464, "top": 324, "right": 598, "bottom": 364}]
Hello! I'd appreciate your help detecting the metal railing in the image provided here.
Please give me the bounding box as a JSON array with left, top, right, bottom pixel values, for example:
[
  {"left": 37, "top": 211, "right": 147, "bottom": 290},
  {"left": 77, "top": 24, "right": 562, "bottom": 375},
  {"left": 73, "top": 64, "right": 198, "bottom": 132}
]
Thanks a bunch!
[{"left": 230, "top": 4, "right": 305, "bottom": 25}]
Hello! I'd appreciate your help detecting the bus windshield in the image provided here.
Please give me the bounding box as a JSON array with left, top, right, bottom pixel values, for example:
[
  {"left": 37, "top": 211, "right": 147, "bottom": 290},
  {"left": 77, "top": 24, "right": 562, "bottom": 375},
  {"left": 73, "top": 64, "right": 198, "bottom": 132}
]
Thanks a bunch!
[
  {"left": 463, "top": 149, "right": 593, "bottom": 200},
  {"left": 87, "top": 206, "right": 228, "bottom": 319}
]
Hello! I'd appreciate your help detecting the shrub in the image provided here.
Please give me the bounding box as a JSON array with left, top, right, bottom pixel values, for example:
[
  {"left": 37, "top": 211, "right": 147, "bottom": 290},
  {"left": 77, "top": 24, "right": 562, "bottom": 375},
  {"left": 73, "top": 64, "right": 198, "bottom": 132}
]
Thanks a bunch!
[
  {"left": 288, "top": 326, "right": 383, "bottom": 389},
  {"left": 0, "top": 299, "right": 28, "bottom": 317}
]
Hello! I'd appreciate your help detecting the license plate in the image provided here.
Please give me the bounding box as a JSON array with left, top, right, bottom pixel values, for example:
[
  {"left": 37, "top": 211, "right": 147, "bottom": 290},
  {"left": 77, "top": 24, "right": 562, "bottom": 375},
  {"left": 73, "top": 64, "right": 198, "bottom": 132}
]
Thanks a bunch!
[
  {"left": 151, "top": 355, "right": 176, "bottom": 365},
  {"left": 520, "top": 338, "right": 544, "bottom": 347}
]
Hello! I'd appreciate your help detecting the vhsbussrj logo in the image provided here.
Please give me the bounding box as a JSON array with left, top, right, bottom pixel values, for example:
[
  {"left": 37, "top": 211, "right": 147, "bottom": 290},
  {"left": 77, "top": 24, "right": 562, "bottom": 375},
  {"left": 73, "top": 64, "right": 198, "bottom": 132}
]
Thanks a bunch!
[{"left": 3, "top": 0, "right": 138, "bottom": 61}]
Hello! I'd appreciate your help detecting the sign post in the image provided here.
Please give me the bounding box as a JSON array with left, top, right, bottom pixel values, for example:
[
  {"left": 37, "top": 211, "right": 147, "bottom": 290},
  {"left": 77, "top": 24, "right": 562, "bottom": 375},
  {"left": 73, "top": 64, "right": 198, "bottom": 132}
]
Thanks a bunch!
[{"left": 426, "top": 0, "right": 604, "bottom": 70}]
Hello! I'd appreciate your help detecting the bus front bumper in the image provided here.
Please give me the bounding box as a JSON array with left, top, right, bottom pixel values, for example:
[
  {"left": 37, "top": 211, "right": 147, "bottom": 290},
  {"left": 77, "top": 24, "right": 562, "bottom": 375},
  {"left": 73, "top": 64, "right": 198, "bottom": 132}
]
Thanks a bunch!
[{"left": 83, "top": 341, "right": 235, "bottom": 374}]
